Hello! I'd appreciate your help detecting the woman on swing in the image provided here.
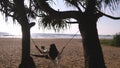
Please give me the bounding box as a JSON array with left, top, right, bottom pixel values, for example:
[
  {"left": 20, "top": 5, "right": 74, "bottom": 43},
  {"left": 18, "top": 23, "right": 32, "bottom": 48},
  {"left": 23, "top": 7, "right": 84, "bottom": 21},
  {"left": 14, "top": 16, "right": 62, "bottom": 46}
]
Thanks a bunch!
[
  {"left": 49, "top": 44, "right": 59, "bottom": 60},
  {"left": 33, "top": 43, "right": 59, "bottom": 60}
]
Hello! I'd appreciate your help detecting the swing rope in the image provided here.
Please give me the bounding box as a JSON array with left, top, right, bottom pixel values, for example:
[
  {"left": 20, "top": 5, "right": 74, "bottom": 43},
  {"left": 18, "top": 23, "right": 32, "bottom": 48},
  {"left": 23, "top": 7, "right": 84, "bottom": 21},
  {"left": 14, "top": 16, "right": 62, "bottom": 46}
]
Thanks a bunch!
[
  {"left": 31, "top": 31, "right": 79, "bottom": 55},
  {"left": 31, "top": 39, "right": 42, "bottom": 53},
  {"left": 59, "top": 31, "right": 79, "bottom": 55}
]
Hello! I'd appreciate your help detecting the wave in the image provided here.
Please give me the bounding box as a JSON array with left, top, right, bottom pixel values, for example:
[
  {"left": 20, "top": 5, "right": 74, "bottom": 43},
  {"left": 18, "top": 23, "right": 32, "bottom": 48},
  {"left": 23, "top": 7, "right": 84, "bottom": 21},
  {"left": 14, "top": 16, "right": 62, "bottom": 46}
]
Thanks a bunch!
[{"left": 0, "top": 32, "right": 113, "bottom": 39}]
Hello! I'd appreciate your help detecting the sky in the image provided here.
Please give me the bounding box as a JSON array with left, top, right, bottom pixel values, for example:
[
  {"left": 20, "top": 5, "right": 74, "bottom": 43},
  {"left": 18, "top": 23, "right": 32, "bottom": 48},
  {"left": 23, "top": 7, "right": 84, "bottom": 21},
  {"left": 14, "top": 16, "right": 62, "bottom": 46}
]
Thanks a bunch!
[
  {"left": 0, "top": 16, "right": 80, "bottom": 35},
  {"left": 0, "top": 0, "right": 120, "bottom": 35}
]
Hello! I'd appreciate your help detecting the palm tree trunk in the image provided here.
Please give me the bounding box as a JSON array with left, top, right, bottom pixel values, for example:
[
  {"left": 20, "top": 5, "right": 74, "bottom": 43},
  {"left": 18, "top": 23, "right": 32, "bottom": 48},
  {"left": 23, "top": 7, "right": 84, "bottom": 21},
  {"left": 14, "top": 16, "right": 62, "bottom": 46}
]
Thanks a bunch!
[
  {"left": 78, "top": 15, "right": 106, "bottom": 68},
  {"left": 12, "top": 0, "right": 36, "bottom": 67},
  {"left": 21, "top": 25, "right": 30, "bottom": 62},
  {"left": 19, "top": 25, "right": 36, "bottom": 68}
]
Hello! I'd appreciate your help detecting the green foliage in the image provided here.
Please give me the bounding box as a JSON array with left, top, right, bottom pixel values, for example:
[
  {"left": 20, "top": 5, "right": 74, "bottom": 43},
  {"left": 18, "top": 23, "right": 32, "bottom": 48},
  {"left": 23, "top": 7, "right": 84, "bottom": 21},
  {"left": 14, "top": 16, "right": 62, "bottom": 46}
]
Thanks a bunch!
[
  {"left": 100, "top": 33, "right": 120, "bottom": 47},
  {"left": 111, "top": 33, "right": 120, "bottom": 47},
  {"left": 100, "top": 39, "right": 112, "bottom": 45}
]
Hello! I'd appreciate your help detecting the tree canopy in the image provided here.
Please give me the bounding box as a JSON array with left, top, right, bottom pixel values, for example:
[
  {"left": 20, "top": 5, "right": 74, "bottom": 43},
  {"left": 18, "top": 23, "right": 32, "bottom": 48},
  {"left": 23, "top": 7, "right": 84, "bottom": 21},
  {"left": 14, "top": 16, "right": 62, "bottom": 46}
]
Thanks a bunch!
[{"left": 0, "top": 0, "right": 120, "bottom": 31}]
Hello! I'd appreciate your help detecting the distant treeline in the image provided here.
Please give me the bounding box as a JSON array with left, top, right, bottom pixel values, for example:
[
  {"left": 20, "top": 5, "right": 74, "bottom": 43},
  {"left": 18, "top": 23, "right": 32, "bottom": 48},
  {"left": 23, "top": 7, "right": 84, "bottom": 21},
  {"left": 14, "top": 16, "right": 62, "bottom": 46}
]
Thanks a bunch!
[{"left": 100, "top": 33, "right": 120, "bottom": 47}]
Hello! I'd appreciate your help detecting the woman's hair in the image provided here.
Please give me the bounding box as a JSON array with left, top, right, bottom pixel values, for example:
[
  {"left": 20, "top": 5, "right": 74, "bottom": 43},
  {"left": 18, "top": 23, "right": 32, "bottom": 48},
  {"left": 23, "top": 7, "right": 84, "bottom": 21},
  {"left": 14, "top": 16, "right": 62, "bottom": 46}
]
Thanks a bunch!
[
  {"left": 41, "top": 46, "right": 45, "bottom": 49},
  {"left": 49, "top": 43, "right": 59, "bottom": 60}
]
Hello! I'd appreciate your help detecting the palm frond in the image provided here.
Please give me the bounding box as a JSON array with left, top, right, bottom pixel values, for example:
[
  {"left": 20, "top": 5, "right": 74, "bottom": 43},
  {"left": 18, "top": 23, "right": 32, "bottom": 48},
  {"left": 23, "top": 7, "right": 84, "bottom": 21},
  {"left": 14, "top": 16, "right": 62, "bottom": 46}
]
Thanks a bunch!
[
  {"left": 101, "top": 0, "right": 120, "bottom": 10},
  {"left": 39, "top": 14, "right": 69, "bottom": 32},
  {"left": 64, "top": 0, "right": 83, "bottom": 8},
  {"left": 0, "top": 0, "right": 15, "bottom": 21},
  {"left": 0, "top": 0, "right": 44, "bottom": 21}
]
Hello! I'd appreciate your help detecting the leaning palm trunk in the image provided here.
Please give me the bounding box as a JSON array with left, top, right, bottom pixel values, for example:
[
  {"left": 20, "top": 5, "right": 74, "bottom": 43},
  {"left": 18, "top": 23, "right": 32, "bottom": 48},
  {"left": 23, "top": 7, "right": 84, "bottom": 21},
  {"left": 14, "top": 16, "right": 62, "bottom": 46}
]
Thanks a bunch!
[{"left": 78, "top": 14, "right": 106, "bottom": 68}]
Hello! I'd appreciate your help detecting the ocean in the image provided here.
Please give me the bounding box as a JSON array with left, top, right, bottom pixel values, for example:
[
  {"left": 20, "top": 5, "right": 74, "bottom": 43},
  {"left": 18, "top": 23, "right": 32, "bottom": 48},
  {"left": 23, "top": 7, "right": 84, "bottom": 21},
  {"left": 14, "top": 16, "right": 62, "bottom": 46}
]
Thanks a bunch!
[{"left": 0, "top": 32, "right": 113, "bottom": 39}]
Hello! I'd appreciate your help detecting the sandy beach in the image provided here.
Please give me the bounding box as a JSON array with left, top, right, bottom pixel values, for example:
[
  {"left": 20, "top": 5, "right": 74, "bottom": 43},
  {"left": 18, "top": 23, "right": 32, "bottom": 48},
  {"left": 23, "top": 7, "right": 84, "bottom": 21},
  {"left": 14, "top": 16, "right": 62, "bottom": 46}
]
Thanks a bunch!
[{"left": 0, "top": 38, "right": 120, "bottom": 68}]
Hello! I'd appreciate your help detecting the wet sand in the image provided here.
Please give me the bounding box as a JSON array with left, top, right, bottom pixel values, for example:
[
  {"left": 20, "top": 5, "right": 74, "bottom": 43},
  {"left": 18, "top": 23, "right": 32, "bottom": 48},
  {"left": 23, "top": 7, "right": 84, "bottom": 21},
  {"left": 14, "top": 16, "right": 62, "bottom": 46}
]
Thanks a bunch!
[{"left": 0, "top": 38, "right": 120, "bottom": 68}]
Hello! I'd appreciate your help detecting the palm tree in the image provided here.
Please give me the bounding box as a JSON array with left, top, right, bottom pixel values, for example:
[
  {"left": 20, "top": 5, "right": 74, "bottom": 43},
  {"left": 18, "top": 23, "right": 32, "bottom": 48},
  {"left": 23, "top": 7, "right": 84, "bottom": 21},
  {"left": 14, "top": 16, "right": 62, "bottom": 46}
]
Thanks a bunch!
[
  {"left": 32, "top": 0, "right": 120, "bottom": 68},
  {"left": 0, "top": 0, "right": 39, "bottom": 68}
]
